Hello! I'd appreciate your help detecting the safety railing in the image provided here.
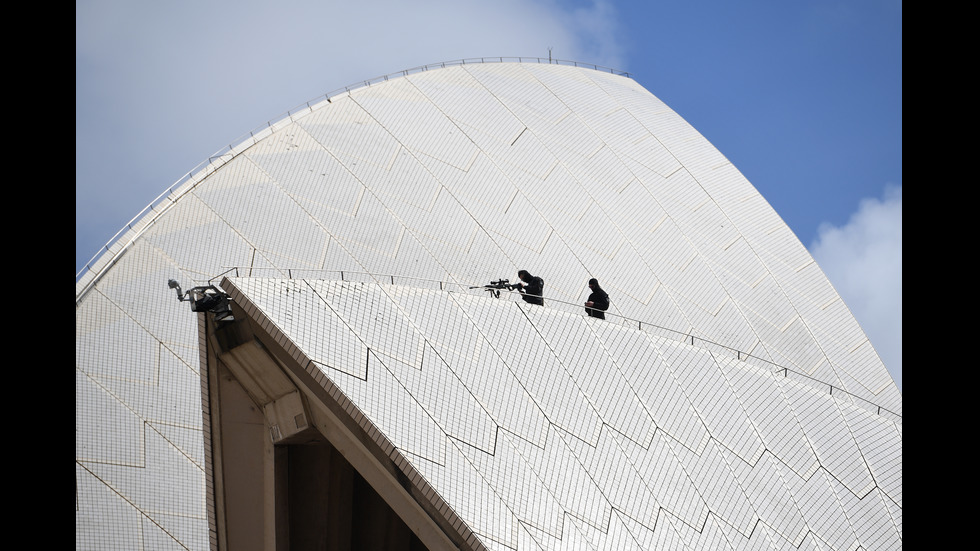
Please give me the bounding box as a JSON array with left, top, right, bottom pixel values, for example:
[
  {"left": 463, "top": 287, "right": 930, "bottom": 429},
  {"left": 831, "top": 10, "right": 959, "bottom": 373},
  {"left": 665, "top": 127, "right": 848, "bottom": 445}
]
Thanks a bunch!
[
  {"left": 75, "top": 57, "right": 632, "bottom": 297},
  {"left": 209, "top": 266, "right": 901, "bottom": 422}
]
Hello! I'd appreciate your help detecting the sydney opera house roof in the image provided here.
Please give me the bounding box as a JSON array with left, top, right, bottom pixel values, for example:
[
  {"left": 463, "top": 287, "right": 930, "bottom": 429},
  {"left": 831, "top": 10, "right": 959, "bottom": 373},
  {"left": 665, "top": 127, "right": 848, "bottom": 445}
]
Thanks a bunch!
[{"left": 76, "top": 59, "right": 901, "bottom": 550}]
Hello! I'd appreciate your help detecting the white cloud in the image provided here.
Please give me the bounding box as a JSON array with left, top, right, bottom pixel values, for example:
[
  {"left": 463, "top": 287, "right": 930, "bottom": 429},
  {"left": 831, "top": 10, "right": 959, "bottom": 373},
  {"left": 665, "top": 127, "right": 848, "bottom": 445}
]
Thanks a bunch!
[{"left": 810, "top": 184, "right": 902, "bottom": 391}]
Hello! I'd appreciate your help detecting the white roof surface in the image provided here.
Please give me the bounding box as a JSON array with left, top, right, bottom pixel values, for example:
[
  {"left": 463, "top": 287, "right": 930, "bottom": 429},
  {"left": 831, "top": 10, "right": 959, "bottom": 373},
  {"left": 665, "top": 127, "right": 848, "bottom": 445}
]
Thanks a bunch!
[{"left": 76, "top": 60, "right": 901, "bottom": 550}]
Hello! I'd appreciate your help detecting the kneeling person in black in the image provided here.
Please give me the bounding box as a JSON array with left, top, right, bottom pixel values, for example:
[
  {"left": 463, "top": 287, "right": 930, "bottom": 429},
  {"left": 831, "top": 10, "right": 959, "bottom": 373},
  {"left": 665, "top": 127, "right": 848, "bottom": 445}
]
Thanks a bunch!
[{"left": 517, "top": 270, "right": 544, "bottom": 306}]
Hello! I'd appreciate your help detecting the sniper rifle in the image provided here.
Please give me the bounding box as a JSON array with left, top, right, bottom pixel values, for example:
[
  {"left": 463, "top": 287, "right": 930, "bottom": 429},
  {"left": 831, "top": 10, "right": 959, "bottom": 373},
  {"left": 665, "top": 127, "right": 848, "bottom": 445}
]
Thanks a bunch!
[{"left": 470, "top": 278, "right": 521, "bottom": 299}]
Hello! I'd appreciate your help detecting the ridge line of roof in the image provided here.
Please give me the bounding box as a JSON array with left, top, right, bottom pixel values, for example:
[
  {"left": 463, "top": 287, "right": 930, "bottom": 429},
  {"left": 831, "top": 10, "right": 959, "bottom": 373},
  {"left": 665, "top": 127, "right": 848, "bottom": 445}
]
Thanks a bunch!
[{"left": 221, "top": 275, "right": 902, "bottom": 424}]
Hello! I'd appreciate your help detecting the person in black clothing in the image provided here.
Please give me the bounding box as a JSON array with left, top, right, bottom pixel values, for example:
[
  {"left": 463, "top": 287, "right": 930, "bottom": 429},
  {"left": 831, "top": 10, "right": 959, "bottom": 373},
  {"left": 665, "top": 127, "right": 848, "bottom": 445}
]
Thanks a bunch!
[
  {"left": 584, "top": 278, "right": 609, "bottom": 319},
  {"left": 517, "top": 270, "right": 544, "bottom": 306}
]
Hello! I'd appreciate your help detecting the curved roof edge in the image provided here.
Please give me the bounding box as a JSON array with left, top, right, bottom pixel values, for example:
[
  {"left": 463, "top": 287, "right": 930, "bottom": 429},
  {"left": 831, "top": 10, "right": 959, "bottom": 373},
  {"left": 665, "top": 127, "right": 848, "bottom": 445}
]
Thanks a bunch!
[{"left": 76, "top": 57, "right": 632, "bottom": 297}]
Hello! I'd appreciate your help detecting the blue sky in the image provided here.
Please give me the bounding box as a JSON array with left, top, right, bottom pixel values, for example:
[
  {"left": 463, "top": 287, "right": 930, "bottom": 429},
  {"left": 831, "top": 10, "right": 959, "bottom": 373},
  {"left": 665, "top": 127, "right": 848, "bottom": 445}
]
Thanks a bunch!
[{"left": 76, "top": 0, "right": 901, "bottom": 389}]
